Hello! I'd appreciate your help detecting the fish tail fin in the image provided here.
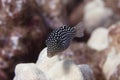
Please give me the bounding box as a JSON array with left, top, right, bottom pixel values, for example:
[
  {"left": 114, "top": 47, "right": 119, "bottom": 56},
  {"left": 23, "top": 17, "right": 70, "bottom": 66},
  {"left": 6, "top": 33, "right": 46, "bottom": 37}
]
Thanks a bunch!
[{"left": 74, "top": 22, "right": 84, "bottom": 38}]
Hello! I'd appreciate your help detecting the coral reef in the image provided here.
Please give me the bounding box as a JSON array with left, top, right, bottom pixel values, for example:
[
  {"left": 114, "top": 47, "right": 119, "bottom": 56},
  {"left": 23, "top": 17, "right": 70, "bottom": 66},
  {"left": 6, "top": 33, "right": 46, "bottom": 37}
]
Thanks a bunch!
[
  {"left": 0, "top": 0, "right": 48, "bottom": 79},
  {"left": 14, "top": 48, "right": 95, "bottom": 80},
  {"left": 101, "top": 23, "right": 120, "bottom": 80},
  {"left": 58, "top": 22, "right": 120, "bottom": 80},
  {"left": 0, "top": 0, "right": 120, "bottom": 80}
]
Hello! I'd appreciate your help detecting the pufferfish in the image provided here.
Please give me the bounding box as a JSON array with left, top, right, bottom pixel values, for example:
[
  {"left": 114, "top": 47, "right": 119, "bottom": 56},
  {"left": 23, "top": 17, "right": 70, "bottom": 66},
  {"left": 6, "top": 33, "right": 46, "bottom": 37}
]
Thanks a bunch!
[{"left": 46, "top": 23, "right": 84, "bottom": 57}]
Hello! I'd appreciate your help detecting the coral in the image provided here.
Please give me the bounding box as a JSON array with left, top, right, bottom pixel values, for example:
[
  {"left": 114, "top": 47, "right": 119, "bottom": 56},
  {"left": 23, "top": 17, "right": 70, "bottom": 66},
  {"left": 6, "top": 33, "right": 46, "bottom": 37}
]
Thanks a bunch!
[
  {"left": 100, "top": 23, "right": 120, "bottom": 80},
  {"left": 36, "top": 48, "right": 60, "bottom": 72},
  {"left": 60, "top": 42, "right": 106, "bottom": 80},
  {"left": 83, "top": 0, "right": 113, "bottom": 33},
  {"left": 14, "top": 47, "right": 95, "bottom": 80},
  {"left": 14, "top": 63, "right": 48, "bottom": 80},
  {"left": 69, "top": 2, "right": 84, "bottom": 25},
  {"left": 0, "top": 0, "right": 48, "bottom": 79},
  {"left": 86, "top": 22, "right": 120, "bottom": 80},
  {"left": 78, "top": 64, "right": 95, "bottom": 80},
  {"left": 87, "top": 27, "right": 110, "bottom": 51},
  {"left": 36, "top": 0, "right": 67, "bottom": 29},
  {"left": 105, "top": 0, "right": 120, "bottom": 15},
  {"left": 1, "top": 0, "right": 120, "bottom": 80},
  {"left": 102, "top": 48, "right": 120, "bottom": 80},
  {"left": 59, "top": 23, "right": 120, "bottom": 80},
  {"left": 47, "top": 60, "right": 84, "bottom": 80},
  {"left": 109, "top": 22, "right": 120, "bottom": 52}
]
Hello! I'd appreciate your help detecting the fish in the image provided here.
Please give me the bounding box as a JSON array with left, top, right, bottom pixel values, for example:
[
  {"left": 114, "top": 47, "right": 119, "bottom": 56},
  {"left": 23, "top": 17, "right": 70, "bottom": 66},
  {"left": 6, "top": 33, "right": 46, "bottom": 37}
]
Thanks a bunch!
[{"left": 46, "top": 22, "right": 84, "bottom": 57}]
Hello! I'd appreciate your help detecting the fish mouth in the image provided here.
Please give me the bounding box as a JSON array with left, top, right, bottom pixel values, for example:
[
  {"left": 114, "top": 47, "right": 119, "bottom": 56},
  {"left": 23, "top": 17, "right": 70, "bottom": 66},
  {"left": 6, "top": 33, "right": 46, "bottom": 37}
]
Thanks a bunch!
[{"left": 47, "top": 52, "right": 56, "bottom": 57}]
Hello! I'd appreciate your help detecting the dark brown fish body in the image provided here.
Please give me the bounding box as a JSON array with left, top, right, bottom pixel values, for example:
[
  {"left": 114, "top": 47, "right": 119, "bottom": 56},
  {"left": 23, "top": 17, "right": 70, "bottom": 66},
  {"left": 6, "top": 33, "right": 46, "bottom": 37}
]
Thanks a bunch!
[{"left": 46, "top": 23, "right": 84, "bottom": 57}]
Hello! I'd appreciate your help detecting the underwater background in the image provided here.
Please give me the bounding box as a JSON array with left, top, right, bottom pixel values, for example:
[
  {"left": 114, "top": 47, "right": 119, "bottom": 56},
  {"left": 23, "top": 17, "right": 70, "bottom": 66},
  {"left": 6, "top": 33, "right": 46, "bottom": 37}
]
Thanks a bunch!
[{"left": 0, "top": 0, "right": 120, "bottom": 80}]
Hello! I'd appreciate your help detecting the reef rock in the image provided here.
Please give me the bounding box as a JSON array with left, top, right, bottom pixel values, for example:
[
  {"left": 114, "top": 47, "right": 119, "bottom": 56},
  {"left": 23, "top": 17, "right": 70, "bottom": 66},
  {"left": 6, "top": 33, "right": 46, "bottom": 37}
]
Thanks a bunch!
[
  {"left": 84, "top": 0, "right": 113, "bottom": 33},
  {"left": 14, "top": 63, "right": 48, "bottom": 80},
  {"left": 87, "top": 27, "right": 110, "bottom": 51},
  {"left": 14, "top": 47, "right": 95, "bottom": 80}
]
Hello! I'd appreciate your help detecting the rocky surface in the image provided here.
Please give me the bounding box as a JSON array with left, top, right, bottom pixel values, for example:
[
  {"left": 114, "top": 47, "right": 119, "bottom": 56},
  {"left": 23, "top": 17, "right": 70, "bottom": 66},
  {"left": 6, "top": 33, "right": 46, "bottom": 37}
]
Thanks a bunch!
[{"left": 14, "top": 48, "right": 95, "bottom": 80}]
